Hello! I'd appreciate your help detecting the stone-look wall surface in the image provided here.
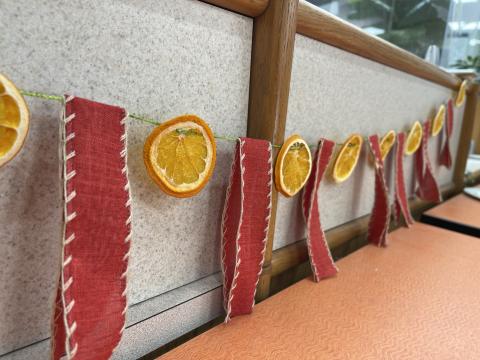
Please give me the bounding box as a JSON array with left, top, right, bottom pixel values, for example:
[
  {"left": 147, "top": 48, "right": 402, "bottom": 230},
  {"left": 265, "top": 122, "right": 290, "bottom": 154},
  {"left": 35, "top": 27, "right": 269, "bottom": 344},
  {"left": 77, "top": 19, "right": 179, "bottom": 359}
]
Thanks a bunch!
[
  {"left": 0, "top": 0, "right": 252, "bottom": 356},
  {"left": 273, "top": 34, "right": 465, "bottom": 250}
]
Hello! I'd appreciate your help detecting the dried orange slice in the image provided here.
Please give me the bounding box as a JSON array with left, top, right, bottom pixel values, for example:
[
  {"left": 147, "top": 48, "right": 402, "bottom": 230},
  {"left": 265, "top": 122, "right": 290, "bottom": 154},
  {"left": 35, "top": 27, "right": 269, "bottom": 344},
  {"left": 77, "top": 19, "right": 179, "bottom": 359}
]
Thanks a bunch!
[
  {"left": 0, "top": 73, "right": 29, "bottom": 168},
  {"left": 455, "top": 80, "right": 467, "bottom": 107},
  {"left": 379, "top": 130, "right": 396, "bottom": 160},
  {"left": 404, "top": 121, "right": 423, "bottom": 156},
  {"left": 275, "top": 135, "right": 312, "bottom": 197},
  {"left": 332, "top": 134, "right": 363, "bottom": 183},
  {"left": 143, "top": 115, "right": 216, "bottom": 198},
  {"left": 431, "top": 104, "right": 445, "bottom": 136}
]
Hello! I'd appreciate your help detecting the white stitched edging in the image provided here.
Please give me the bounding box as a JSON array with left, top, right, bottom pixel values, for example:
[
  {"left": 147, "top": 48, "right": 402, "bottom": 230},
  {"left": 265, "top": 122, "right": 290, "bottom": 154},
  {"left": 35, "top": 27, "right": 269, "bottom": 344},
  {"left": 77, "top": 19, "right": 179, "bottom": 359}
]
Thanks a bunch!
[
  {"left": 366, "top": 136, "right": 391, "bottom": 247},
  {"left": 306, "top": 140, "right": 338, "bottom": 282},
  {"left": 224, "top": 139, "right": 246, "bottom": 323},
  {"left": 250, "top": 142, "right": 273, "bottom": 310},
  {"left": 220, "top": 139, "right": 240, "bottom": 317},
  {"left": 394, "top": 134, "right": 413, "bottom": 227},
  {"left": 111, "top": 112, "right": 132, "bottom": 357},
  {"left": 59, "top": 95, "right": 79, "bottom": 359}
]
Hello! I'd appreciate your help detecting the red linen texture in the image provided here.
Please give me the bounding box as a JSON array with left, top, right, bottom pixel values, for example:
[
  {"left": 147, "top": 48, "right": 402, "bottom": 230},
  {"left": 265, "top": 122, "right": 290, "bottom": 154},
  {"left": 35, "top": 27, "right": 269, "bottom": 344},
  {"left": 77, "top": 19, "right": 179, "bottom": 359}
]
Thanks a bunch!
[
  {"left": 221, "top": 138, "right": 272, "bottom": 322},
  {"left": 415, "top": 121, "right": 442, "bottom": 203},
  {"left": 53, "top": 96, "right": 131, "bottom": 360},
  {"left": 393, "top": 132, "right": 414, "bottom": 227},
  {"left": 439, "top": 99, "right": 454, "bottom": 168},
  {"left": 302, "top": 139, "right": 338, "bottom": 282},
  {"left": 367, "top": 135, "right": 391, "bottom": 247}
]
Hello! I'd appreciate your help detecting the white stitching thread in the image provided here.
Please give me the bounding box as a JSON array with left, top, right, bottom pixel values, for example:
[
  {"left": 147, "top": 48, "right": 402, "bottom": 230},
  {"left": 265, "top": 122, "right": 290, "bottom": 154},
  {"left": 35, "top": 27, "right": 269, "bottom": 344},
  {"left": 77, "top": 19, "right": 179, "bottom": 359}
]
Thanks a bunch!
[
  {"left": 65, "top": 300, "right": 75, "bottom": 314},
  {"left": 305, "top": 142, "right": 322, "bottom": 281},
  {"left": 66, "top": 191, "right": 76, "bottom": 204},
  {"left": 111, "top": 112, "right": 132, "bottom": 357},
  {"left": 394, "top": 133, "right": 412, "bottom": 226},
  {"left": 220, "top": 139, "right": 239, "bottom": 315},
  {"left": 367, "top": 135, "right": 391, "bottom": 247},
  {"left": 60, "top": 95, "right": 78, "bottom": 359},
  {"left": 250, "top": 142, "right": 273, "bottom": 310},
  {"left": 224, "top": 139, "right": 246, "bottom": 323},
  {"left": 64, "top": 233, "right": 75, "bottom": 245},
  {"left": 305, "top": 140, "right": 338, "bottom": 281}
]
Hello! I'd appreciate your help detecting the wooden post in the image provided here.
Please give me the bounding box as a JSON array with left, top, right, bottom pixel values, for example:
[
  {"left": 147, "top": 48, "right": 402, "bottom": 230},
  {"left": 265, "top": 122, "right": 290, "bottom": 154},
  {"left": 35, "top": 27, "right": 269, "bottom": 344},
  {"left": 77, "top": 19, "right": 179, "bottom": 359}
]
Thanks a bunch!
[
  {"left": 246, "top": 0, "right": 299, "bottom": 301},
  {"left": 454, "top": 82, "right": 479, "bottom": 192}
]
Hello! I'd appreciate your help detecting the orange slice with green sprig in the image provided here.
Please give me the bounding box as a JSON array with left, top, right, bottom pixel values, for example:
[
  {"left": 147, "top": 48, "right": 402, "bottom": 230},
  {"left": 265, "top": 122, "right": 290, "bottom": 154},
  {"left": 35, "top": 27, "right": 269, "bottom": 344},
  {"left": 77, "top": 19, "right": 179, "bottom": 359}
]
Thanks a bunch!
[
  {"left": 379, "top": 130, "right": 396, "bottom": 160},
  {"left": 275, "top": 135, "right": 312, "bottom": 197},
  {"left": 431, "top": 104, "right": 445, "bottom": 136},
  {"left": 332, "top": 134, "right": 363, "bottom": 183},
  {"left": 143, "top": 115, "right": 216, "bottom": 198},
  {"left": 455, "top": 80, "right": 467, "bottom": 107},
  {"left": 405, "top": 121, "right": 423, "bottom": 156},
  {"left": 0, "top": 73, "right": 30, "bottom": 168}
]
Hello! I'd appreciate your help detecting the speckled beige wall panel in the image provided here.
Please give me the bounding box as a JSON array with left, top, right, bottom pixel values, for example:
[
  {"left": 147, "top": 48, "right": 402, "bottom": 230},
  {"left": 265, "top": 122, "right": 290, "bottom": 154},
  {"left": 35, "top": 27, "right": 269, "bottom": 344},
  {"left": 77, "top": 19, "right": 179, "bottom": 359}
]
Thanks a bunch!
[
  {"left": 273, "top": 35, "right": 465, "bottom": 250},
  {"left": 0, "top": 0, "right": 251, "bottom": 354}
]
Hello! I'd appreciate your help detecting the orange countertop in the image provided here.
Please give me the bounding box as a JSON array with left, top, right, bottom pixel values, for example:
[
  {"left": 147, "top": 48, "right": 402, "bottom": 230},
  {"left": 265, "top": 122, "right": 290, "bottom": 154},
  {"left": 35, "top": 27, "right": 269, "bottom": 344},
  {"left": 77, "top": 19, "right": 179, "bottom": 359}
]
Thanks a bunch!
[
  {"left": 160, "top": 223, "right": 480, "bottom": 359},
  {"left": 422, "top": 190, "right": 480, "bottom": 237}
]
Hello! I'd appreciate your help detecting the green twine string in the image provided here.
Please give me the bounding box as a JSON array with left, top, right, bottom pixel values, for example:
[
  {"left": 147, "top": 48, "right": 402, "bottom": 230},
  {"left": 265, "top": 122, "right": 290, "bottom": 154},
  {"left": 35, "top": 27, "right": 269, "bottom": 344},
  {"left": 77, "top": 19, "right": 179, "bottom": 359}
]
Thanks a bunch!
[{"left": 19, "top": 89, "right": 346, "bottom": 149}]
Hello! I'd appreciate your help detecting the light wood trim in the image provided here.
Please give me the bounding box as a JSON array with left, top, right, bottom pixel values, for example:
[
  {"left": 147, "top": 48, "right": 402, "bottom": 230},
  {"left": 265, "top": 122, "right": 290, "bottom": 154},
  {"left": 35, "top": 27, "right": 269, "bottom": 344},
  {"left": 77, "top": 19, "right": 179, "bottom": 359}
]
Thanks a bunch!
[
  {"left": 296, "top": 0, "right": 462, "bottom": 91},
  {"left": 200, "top": 0, "right": 268, "bottom": 17},
  {"left": 271, "top": 182, "right": 457, "bottom": 277},
  {"left": 454, "top": 82, "right": 480, "bottom": 192},
  {"left": 247, "top": 0, "right": 299, "bottom": 301}
]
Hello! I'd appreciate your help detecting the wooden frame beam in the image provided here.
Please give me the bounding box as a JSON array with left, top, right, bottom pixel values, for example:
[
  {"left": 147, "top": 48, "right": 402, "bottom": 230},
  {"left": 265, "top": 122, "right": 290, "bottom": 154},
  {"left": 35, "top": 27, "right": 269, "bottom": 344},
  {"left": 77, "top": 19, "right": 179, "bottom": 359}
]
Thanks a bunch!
[
  {"left": 454, "top": 82, "right": 480, "bottom": 192},
  {"left": 202, "top": 0, "right": 463, "bottom": 91},
  {"left": 246, "top": 0, "right": 299, "bottom": 301}
]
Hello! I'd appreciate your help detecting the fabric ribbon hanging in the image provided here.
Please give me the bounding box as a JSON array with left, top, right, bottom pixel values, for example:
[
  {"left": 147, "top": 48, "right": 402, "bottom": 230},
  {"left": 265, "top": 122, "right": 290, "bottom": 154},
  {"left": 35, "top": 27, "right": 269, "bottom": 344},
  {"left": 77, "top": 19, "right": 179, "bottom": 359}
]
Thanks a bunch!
[
  {"left": 302, "top": 139, "right": 338, "bottom": 282},
  {"left": 53, "top": 96, "right": 131, "bottom": 360},
  {"left": 415, "top": 121, "right": 442, "bottom": 203},
  {"left": 221, "top": 138, "right": 272, "bottom": 322},
  {"left": 367, "top": 135, "right": 391, "bottom": 247},
  {"left": 393, "top": 132, "right": 414, "bottom": 227},
  {"left": 439, "top": 99, "right": 454, "bottom": 169}
]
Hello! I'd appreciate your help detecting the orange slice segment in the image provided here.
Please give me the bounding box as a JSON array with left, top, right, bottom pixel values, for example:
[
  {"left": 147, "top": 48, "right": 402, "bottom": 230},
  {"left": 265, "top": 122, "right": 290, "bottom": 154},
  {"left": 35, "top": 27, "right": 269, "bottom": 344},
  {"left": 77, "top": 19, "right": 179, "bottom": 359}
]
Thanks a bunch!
[
  {"left": 0, "top": 73, "right": 29, "bottom": 167},
  {"left": 379, "top": 130, "right": 396, "bottom": 160},
  {"left": 431, "top": 104, "right": 445, "bottom": 136},
  {"left": 455, "top": 80, "right": 467, "bottom": 107},
  {"left": 404, "top": 121, "right": 423, "bottom": 156},
  {"left": 143, "top": 115, "right": 216, "bottom": 198},
  {"left": 275, "top": 135, "right": 312, "bottom": 197},
  {"left": 332, "top": 134, "right": 363, "bottom": 183}
]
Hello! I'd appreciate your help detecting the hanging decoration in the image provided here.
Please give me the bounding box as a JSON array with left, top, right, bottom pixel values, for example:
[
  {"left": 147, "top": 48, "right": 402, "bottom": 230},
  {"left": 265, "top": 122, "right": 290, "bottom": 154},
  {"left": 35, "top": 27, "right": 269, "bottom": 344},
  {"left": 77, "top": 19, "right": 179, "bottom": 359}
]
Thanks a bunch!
[
  {"left": 431, "top": 104, "right": 445, "bottom": 137},
  {"left": 439, "top": 99, "right": 454, "bottom": 169},
  {"left": 332, "top": 134, "right": 363, "bottom": 183},
  {"left": 302, "top": 139, "right": 338, "bottom": 281},
  {"left": 455, "top": 80, "right": 468, "bottom": 107},
  {"left": 274, "top": 134, "right": 312, "bottom": 197},
  {"left": 379, "top": 130, "right": 396, "bottom": 160},
  {"left": 53, "top": 96, "right": 131, "bottom": 359},
  {"left": 0, "top": 73, "right": 29, "bottom": 168},
  {"left": 393, "top": 132, "right": 414, "bottom": 227},
  {"left": 143, "top": 115, "right": 216, "bottom": 198},
  {"left": 415, "top": 121, "right": 442, "bottom": 203},
  {"left": 0, "top": 72, "right": 469, "bottom": 332},
  {"left": 367, "top": 135, "right": 391, "bottom": 247},
  {"left": 404, "top": 121, "right": 423, "bottom": 156},
  {"left": 221, "top": 138, "right": 272, "bottom": 322}
]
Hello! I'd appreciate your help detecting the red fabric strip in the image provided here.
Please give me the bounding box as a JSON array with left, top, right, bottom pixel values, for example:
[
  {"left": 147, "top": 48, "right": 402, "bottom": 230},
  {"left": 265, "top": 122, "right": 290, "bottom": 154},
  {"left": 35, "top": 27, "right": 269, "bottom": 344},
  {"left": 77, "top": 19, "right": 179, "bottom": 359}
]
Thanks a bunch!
[
  {"left": 221, "top": 138, "right": 272, "bottom": 322},
  {"left": 393, "top": 132, "right": 414, "bottom": 227},
  {"left": 53, "top": 96, "right": 131, "bottom": 359},
  {"left": 367, "top": 135, "right": 391, "bottom": 247},
  {"left": 439, "top": 99, "right": 453, "bottom": 168},
  {"left": 301, "top": 139, "right": 337, "bottom": 282},
  {"left": 415, "top": 121, "right": 442, "bottom": 203}
]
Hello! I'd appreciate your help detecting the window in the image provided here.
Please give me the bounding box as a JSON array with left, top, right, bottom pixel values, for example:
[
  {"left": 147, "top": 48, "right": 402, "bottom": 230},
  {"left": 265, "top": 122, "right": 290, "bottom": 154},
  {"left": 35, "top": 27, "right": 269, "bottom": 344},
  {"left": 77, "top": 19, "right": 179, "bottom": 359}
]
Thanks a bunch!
[{"left": 307, "top": 0, "right": 480, "bottom": 72}]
